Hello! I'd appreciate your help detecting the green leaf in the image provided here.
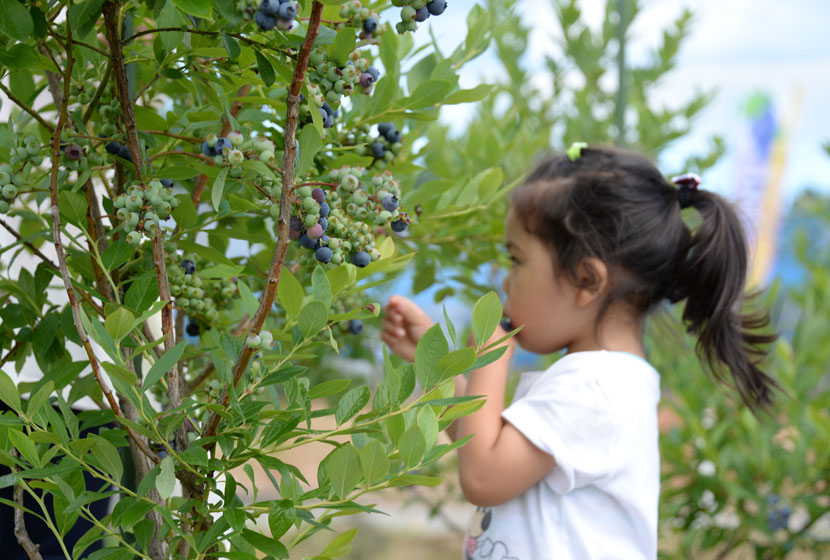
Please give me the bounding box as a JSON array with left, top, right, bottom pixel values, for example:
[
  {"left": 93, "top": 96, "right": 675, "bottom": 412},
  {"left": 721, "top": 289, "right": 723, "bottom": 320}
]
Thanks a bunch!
[
  {"left": 0, "top": 0, "right": 34, "bottom": 42},
  {"left": 404, "top": 80, "right": 453, "bottom": 110},
  {"left": 101, "top": 241, "right": 132, "bottom": 271},
  {"left": 79, "top": 308, "right": 119, "bottom": 361},
  {"left": 327, "top": 444, "right": 361, "bottom": 498},
  {"left": 414, "top": 324, "right": 450, "bottom": 390},
  {"left": 312, "top": 266, "right": 332, "bottom": 310},
  {"left": 435, "top": 346, "right": 476, "bottom": 383},
  {"left": 26, "top": 381, "right": 54, "bottom": 418},
  {"left": 9, "top": 429, "right": 39, "bottom": 466},
  {"left": 105, "top": 307, "right": 135, "bottom": 343},
  {"left": 358, "top": 440, "right": 388, "bottom": 485},
  {"left": 298, "top": 301, "right": 327, "bottom": 338},
  {"left": 386, "top": 474, "right": 442, "bottom": 487},
  {"left": 159, "top": 2, "right": 186, "bottom": 54},
  {"left": 222, "top": 32, "right": 240, "bottom": 60},
  {"left": 472, "top": 291, "right": 502, "bottom": 348},
  {"left": 254, "top": 50, "right": 275, "bottom": 87},
  {"left": 172, "top": 194, "right": 198, "bottom": 229},
  {"left": 133, "top": 105, "right": 168, "bottom": 131},
  {"left": 308, "top": 378, "right": 350, "bottom": 400},
  {"left": 277, "top": 267, "right": 303, "bottom": 320},
  {"left": 171, "top": 0, "right": 211, "bottom": 18},
  {"left": 320, "top": 527, "right": 358, "bottom": 557},
  {"left": 398, "top": 425, "right": 426, "bottom": 468},
  {"left": 236, "top": 280, "right": 259, "bottom": 318},
  {"left": 267, "top": 501, "right": 295, "bottom": 540},
  {"left": 199, "top": 264, "right": 244, "bottom": 278},
  {"left": 335, "top": 386, "right": 370, "bottom": 425},
  {"left": 329, "top": 27, "right": 356, "bottom": 66},
  {"left": 101, "top": 361, "right": 137, "bottom": 386},
  {"left": 91, "top": 436, "right": 123, "bottom": 481},
  {"left": 211, "top": 167, "right": 230, "bottom": 212},
  {"left": 296, "top": 125, "right": 322, "bottom": 177},
  {"left": 124, "top": 274, "right": 160, "bottom": 314},
  {"left": 0, "top": 44, "right": 40, "bottom": 70},
  {"left": 58, "top": 191, "right": 88, "bottom": 229},
  {"left": 143, "top": 341, "right": 186, "bottom": 392},
  {"left": 240, "top": 529, "right": 289, "bottom": 558},
  {"left": 417, "top": 405, "right": 439, "bottom": 450},
  {"left": 442, "top": 83, "right": 494, "bottom": 105},
  {"left": 0, "top": 369, "right": 22, "bottom": 411},
  {"left": 156, "top": 456, "right": 176, "bottom": 499}
]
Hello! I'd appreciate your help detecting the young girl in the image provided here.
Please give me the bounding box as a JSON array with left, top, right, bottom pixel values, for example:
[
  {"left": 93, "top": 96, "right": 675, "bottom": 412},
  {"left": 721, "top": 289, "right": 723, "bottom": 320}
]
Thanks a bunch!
[{"left": 380, "top": 145, "right": 778, "bottom": 559}]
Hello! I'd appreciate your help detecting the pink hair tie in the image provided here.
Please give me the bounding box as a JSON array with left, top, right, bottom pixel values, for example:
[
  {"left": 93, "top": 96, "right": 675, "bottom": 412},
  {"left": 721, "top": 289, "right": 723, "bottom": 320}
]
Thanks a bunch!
[{"left": 671, "top": 173, "right": 701, "bottom": 209}]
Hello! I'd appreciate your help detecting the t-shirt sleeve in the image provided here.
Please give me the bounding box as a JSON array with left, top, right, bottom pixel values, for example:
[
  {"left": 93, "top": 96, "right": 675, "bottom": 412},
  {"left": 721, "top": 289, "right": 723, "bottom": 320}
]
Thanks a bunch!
[{"left": 501, "top": 371, "right": 620, "bottom": 494}]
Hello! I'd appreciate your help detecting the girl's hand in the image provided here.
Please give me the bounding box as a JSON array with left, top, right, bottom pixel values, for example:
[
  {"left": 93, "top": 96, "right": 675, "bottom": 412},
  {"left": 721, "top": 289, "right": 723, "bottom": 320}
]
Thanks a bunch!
[{"left": 381, "top": 295, "right": 434, "bottom": 362}]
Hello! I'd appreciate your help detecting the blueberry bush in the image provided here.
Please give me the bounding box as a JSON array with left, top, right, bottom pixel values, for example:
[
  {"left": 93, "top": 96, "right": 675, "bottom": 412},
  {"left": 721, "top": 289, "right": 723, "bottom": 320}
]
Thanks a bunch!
[{"left": 0, "top": 0, "right": 504, "bottom": 558}]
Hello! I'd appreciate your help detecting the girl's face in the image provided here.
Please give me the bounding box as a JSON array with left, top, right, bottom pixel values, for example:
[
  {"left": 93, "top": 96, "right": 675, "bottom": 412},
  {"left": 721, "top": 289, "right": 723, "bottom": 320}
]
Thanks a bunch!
[{"left": 501, "top": 208, "right": 586, "bottom": 354}]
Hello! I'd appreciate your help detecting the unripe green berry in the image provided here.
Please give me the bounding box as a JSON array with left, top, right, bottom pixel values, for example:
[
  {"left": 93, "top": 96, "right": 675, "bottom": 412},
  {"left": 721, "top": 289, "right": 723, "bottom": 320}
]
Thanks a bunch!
[
  {"left": 376, "top": 210, "right": 392, "bottom": 225},
  {"left": 229, "top": 149, "right": 245, "bottom": 165},
  {"left": 246, "top": 334, "right": 262, "bottom": 349},
  {"left": 0, "top": 201, "right": 9, "bottom": 213},
  {"left": 0, "top": 171, "right": 10, "bottom": 185},
  {"left": 126, "top": 231, "right": 142, "bottom": 245},
  {"left": 303, "top": 196, "right": 319, "bottom": 213},
  {"left": 270, "top": 203, "right": 281, "bottom": 219},
  {"left": 2, "top": 185, "right": 18, "bottom": 199}
]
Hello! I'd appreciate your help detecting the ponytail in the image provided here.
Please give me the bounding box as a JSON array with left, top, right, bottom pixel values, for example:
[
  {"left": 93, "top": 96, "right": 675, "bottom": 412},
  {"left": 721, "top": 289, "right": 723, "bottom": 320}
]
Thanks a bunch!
[{"left": 668, "top": 189, "right": 780, "bottom": 414}]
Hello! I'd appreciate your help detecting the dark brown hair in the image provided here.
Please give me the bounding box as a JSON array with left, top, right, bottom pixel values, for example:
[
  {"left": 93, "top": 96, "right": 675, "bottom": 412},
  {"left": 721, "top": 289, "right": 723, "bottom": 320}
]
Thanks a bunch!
[{"left": 510, "top": 145, "right": 779, "bottom": 413}]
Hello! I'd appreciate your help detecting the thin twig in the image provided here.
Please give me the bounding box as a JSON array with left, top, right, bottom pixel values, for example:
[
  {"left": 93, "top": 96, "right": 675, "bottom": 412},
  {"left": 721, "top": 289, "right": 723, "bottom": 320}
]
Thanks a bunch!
[
  {"left": 146, "top": 150, "right": 214, "bottom": 165},
  {"left": 202, "top": 1, "right": 325, "bottom": 442},
  {"left": 103, "top": 2, "right": 145, "bottom": 177},
  {"left": 10, "top": 449, "right": 44, "bottom": 560},
  {"left": 47, "top": 18, "right": 160, "bottom": 467},
  {"left": 142, "top": 130, "right": 203, "bottom": 143},
  {"left": 0, "top": 81, "right": 55, "bottom": 132}
]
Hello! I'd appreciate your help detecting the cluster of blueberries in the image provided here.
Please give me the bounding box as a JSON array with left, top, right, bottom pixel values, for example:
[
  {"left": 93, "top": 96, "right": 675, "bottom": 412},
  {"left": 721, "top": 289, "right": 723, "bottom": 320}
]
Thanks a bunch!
[
  {"left": 105, "top": 140, "right": 137, "bottom": 163},
  {"left": 370, "top": 122, "right": 403, "bottom": 164},
  {"left": 255, "top": 0, "right": 298, "bottom": 31},
  {"left": 394, "top": 0, "right": 447, "bottom": 33}
]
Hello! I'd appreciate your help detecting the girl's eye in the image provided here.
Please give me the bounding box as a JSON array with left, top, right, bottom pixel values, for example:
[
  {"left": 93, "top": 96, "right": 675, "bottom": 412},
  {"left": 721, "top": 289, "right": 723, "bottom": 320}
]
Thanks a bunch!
[{"left": 509, "top": 255, "right": 519, "bottom": 265}]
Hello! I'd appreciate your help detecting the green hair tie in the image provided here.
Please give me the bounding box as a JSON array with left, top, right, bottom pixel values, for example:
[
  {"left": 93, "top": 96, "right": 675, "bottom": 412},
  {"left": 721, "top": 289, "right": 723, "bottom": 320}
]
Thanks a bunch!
[{"left": 566, "top": 142, "right": 588, "bottom": 161}]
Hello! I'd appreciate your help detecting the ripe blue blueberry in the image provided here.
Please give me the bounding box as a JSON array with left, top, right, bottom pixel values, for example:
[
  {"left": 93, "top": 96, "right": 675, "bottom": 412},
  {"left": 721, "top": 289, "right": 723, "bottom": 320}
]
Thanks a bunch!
[
  {"left": 378, "top": 122, "right": 394, "bottom": 137},
  {"left": 260, "top": 0, "right": 280, "bottom": 16},
  {"left": 255, "top": 10, "right": 277, "bottom": 30},
  {"left": 371, "top": 142, "right": 386, "bottom": 158},
  {"left": 426, "top": 0, "right": 447, "bottom": 15},
  {"left": 319, "top": 201, "right": 330, "bottom": 217},
  {"left": 324, "top": 115, "right": 334, "bottom": 129},
  {"left": 359, "top": 73, "right": 375, "bottom": 89},
  {"left": 382, "top": 195, "right": 398, "bottom": 211},
  {"left": 322, "top": 102, "right": 334, "bottom": 116},
  {"left": 312, "top": 187, "right": 326, "bottom": 203},
  {"left": 318, "top": 217, "right": 328, "bottom": 231},
  {"left": 386, "top": 130, "right": 402, "bottom": 144},
  {"left": 202, "top": 141, "right": 217, "bottom": 157},
  {"left": 363, "top": 17, "right": 378, "bottom": 33},
  {"left": 300, "top": 234, "right": 318, "bottom": 249},
  {"left": 161, "top": 178, "right": 173, "bottom": 189},
  {"left": 290, "top": 215, "right": 304, "bottom": 231},
  {"left": 278, "top": 2, "right": 297, "bottom": 20},
  {"left": 367, "top": 66, "right": 380, "bottom": 81},
  {"left": 117, "top": 145, "right": 133, "bottom": 162},
  {"left": 352, "top": 251, "right": 371, "bottom": 268},
  {"left": 182, "top": 260, "right": 196, "bottom": 275},
  {"left": 348, "top": 319, "right": 363, "bottom": 335},
  {"left": 214, "top": 137, "right": 231, "bottom": 154},
  {"left": 315, "top": 246, "right": 333, "bottom": 263},
  {"left": 186, "top": 322, "right": 200, "bottom": 337},
  {"left": 105, "top": 141, "right": 121, "bottom": 155},
  {"left": 390, "top": 219, "right": 407, "bottom": 232},
  {"left": 415, "top": 6, "right": 430, "bottom": 21}
]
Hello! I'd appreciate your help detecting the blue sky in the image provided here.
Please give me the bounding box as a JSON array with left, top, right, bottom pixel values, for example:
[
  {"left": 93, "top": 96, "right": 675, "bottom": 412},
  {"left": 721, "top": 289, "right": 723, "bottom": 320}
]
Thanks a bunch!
[{"left": 414, "top": 0, "right": 830, "bottom": 206}]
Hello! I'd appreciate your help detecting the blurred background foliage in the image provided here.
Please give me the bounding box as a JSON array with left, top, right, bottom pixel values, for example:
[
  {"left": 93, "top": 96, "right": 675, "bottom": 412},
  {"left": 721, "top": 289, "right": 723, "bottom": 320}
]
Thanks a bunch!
[{"left": 332, "top": 0, "right": 830, "bottom": 557}]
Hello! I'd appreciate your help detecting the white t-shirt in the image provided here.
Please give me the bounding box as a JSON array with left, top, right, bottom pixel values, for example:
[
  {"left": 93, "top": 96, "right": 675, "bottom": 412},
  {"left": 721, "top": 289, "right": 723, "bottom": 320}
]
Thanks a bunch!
[{"left": 463, "top": 350, "right": 661, "bottom": 560}]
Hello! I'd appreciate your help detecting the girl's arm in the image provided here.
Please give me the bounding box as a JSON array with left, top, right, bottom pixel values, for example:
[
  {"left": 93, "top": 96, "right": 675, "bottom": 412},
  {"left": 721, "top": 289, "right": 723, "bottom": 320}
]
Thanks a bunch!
[{"left": 455, "top": 329, "right": 558, "bottom": 507}]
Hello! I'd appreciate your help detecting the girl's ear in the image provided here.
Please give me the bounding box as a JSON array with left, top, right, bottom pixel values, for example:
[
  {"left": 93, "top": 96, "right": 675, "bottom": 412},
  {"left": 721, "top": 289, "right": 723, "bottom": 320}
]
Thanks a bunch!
[{"left": 573, "top": 257, "right": 609, "bottom": 307}]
